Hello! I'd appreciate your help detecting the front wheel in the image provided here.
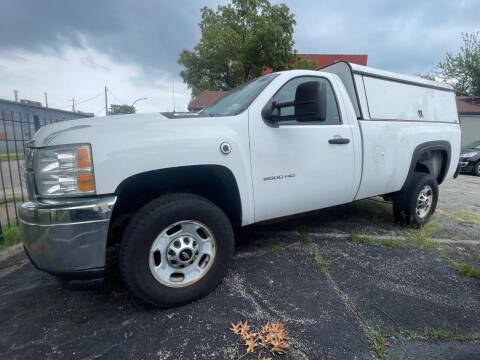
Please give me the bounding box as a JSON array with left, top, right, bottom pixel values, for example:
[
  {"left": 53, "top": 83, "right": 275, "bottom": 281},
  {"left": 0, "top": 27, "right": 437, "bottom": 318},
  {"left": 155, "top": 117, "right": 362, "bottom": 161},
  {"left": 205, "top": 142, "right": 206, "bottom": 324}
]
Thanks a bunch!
[
  {"left": 119, "top": 193, "right": 234, "bottom": 307},
  {"left": 393, "top": 172, "right": 439, "bottom": 226}
]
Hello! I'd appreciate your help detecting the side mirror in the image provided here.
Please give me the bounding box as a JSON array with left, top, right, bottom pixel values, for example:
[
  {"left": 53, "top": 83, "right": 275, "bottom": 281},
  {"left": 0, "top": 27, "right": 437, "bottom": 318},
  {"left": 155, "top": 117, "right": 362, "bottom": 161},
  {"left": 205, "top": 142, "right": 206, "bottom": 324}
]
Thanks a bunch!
[
  {"left": 261, "top": 99, "right": 281, "bottom": 123},
  {"left": 295, "top": 81, "right": 326, "bottom": 122}
]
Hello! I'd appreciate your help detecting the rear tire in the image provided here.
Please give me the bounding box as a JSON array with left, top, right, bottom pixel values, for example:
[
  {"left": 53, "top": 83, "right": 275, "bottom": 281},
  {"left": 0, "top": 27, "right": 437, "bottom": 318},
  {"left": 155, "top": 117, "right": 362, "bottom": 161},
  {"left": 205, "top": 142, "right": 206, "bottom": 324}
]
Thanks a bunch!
[
  {"left": 474, "top": 161, "right": 480, "bottom": 176},
  {"left": 393, "top": 172, "right": 439, "bottom": 226},
  {"left": 119, "top": 193, "right": 234, "bottom": 307}
]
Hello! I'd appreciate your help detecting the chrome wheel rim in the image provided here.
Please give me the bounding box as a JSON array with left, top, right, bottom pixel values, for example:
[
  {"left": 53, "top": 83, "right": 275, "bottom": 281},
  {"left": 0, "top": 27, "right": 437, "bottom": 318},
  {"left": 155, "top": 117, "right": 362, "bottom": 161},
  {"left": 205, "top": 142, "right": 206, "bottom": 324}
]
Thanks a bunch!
[
  {"left": 416, "top": 185, "right": 433, "bottom": 219},
  {"left": 148, "top": 220, "right": 216, "bottom": 288}
]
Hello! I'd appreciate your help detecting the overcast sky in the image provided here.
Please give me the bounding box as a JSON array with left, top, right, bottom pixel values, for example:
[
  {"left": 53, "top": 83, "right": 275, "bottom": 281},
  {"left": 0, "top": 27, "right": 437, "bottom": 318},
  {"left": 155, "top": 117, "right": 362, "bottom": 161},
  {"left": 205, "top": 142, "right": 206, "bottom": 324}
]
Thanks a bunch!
[{"left": 0, "top": 0, "right": 478, "bottom": 115}]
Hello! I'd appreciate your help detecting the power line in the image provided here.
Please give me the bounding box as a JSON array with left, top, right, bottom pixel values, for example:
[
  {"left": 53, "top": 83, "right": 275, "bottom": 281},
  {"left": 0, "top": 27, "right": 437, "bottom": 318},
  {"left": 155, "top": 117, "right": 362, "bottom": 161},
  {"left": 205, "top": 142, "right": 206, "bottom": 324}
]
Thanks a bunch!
[
  {"left": 76, "top": 92, "right": 103, "bottom": 105},
  {"left": 95, "top": 106, "right": 106, "bottom": 116},
  {"left": 56, "top": 91, "right": 104, "bottom": 110}
]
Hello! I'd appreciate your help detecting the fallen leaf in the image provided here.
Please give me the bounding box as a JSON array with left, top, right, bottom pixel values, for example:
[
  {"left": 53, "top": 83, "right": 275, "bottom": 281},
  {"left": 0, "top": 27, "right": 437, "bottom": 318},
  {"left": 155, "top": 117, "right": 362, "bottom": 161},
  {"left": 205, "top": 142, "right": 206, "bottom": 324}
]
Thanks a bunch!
[{"left": 245, "top": 338, "right": 257, "bottom": 353}]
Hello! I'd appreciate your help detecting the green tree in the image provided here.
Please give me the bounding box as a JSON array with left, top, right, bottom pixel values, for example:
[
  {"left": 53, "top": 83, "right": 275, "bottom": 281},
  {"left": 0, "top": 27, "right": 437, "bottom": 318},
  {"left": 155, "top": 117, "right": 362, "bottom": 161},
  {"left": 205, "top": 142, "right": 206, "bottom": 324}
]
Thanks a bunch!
[
  {"left": 435, "top": 31, "right": 480, "bottom": 96},
  {"left": 293, "top": 55, "right": 319, "bottom": 70},
  {"left": 108, "top": 104, "right": 136, "bottom": 115},
  {"left": 178, "top": 0, "right": 297, "bottom": 97},
  {"left": 418, "top": 73, "right": 436, "bottom": 81}
]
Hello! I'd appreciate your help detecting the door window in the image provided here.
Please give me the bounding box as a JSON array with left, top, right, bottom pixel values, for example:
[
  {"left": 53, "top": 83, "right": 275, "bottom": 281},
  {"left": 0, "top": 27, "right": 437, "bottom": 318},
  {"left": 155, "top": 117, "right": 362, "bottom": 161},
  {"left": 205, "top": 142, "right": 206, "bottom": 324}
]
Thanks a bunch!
[{"left": 272, "top": 76, "right": 341, "bottom": 124}]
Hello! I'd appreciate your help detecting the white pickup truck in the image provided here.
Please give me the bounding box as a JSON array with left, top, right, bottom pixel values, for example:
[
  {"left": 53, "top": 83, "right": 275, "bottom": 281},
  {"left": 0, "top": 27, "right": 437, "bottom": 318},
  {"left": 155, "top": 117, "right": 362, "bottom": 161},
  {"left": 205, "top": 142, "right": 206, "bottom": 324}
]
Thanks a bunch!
[{"left": 19, "top": 62, "right": 461, "bottom": 307}]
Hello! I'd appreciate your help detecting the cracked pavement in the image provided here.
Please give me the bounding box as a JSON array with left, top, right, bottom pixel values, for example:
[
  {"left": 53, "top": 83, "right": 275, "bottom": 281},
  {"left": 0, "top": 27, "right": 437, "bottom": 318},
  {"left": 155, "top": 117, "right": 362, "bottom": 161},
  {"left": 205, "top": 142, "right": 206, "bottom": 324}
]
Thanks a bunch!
[{"left": 1, "top": 175, "right": 480, "bottom": 359}]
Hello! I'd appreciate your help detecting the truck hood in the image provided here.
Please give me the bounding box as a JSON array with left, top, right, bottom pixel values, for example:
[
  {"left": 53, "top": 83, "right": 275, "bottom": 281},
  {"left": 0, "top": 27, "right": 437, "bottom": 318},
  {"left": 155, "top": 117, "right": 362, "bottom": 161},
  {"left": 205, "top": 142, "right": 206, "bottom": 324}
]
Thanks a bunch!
[{"left": 31, "top": 112, "right": 225, "bottom": 147}]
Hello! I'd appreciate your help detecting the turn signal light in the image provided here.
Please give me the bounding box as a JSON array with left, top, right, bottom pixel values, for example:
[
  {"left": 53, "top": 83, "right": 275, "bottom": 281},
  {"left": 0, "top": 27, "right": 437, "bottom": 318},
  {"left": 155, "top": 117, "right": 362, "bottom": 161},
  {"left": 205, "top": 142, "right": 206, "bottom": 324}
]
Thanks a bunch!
[
  {"left": 76, "top": 147, "right": 91, "bottom": 168},
  {"left": 78, "top": 173, "right": 95, "bottom": 192}
]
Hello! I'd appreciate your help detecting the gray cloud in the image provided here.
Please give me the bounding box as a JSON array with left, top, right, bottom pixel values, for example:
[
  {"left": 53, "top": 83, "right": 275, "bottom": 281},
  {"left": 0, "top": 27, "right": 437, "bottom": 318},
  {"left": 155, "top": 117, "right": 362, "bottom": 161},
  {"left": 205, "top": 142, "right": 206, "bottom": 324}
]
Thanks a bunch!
[
  {"left": 0, "top": 0, "right": 214, "bottom": 76},
  {"left": 1, "top": 0, "right": 479, "bottom": 84}
]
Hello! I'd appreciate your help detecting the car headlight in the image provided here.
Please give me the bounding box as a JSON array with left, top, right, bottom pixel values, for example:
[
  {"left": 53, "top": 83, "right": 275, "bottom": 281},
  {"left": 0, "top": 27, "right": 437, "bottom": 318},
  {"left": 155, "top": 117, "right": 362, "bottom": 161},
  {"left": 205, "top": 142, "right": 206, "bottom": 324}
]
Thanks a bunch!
[
  {"left": 34, "top": 144, "right": 95, "bottom": 197},
  {"left": 460, "top": 152, "right": 477, "bottom": 158}
]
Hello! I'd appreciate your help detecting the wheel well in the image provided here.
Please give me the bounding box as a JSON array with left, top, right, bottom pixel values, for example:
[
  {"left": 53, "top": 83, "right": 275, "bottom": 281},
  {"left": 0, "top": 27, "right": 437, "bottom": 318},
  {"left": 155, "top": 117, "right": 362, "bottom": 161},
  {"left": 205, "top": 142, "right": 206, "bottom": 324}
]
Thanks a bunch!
[
  {"left": 415, "top": 149, "right": 447, "bottom": 183},
  {"left": 108, "top": 165, "right": 242, "bottom": 246}
]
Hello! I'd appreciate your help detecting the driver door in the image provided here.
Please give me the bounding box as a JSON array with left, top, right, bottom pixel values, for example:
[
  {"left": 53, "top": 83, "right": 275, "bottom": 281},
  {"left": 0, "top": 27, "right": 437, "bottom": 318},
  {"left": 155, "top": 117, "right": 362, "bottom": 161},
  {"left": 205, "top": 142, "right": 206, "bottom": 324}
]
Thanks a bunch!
[{"left": 249, "top": 75, "right": 357, "bottom": 222}]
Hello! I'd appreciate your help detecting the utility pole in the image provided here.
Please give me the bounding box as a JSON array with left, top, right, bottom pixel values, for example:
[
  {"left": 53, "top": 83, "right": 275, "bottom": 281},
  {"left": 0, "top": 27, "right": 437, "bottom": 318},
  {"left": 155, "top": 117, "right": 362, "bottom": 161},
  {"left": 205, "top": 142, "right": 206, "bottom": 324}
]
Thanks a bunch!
[
  {"left": 44, "top": 92, "right": 48, "bottom": 108},
  {"left": 173, "top": 80, "right": 176, "bottom": 112},
  {"left": 70, "top": 97, "right": 76, "bottom": 112},
  {"left": 105, "top": 86, "right": 108, "bottom": 116},
  {"left": 14, "top": 90, "right": 18, "bottom": 102}
]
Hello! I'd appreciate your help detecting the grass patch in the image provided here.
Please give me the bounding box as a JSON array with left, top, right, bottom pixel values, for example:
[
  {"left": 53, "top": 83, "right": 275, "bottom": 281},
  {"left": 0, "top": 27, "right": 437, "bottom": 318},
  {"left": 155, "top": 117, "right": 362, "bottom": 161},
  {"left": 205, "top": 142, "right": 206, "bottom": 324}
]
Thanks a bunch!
[
  {"left": 0, "top": 223, "right": 22, "bottom": 251},
  {"left": 348, "top": 232, "right": 375, "bottom": 245},
  {"left": 437, "top": 209, "right": 480, "bottom": 227},
  {"left": 382, "top": 221, "right": 437, "bottom": 249},
  {"left": 370, "top": 329, "right": 389, "bottom": 360},
  {"left": 0, "top": 197, "right": 23, "bottom": 205},
  {"left": 408, "top": 327, "right": 480, "bottom": 342},
  {"left": 454, "top": 211, "right": 480, "bottom": 226},
  {"left": 418, "top": 220, "right": 440, "bottom": 238},
  {"left": 387, "top": 233, "right": 434, "bottom": 250},
  {"left": 453, "top": 262, "right": 480, "bottom": 280},
  {"left": 0, "top": 153, "right": 24, "bottom": 161},
  {"left": 407, "top": 231, "right": 435, "bottom": 250},
  {"left": 379, "top": 223, "right": 436, "bottom": 250},
  {"left": 381, "top": 238, "right": 400, "bottom": 247}
]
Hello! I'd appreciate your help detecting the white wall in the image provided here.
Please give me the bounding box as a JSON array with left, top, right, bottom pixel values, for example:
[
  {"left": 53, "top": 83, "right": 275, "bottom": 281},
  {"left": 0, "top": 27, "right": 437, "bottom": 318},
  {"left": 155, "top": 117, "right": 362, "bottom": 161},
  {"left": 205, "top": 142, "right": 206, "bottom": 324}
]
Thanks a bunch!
[{"left": 460, "top": 115, "right": 480, "bottom": 146}]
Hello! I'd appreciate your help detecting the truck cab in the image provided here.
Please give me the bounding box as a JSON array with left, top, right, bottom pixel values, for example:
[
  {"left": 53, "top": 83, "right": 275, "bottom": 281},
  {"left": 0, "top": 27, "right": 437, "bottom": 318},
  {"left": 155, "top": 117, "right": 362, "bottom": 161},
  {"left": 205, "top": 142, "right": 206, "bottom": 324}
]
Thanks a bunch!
[{"left": 19, "top": 63, "right": 461, "bottom": 307}]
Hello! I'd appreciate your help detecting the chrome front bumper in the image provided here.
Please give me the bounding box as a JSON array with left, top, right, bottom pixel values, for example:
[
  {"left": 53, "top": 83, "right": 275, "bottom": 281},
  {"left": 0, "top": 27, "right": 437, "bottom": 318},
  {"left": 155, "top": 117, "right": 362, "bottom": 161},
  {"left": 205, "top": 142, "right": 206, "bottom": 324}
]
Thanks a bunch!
[{"left": 18, "top": 196, "right": 117, "bottom": 278}]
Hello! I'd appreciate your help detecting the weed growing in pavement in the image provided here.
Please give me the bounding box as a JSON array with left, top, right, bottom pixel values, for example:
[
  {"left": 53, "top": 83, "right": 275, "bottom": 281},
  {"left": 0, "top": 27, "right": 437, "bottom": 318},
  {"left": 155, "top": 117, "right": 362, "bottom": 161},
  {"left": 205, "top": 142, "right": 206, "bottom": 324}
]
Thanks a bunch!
[
  {"left": 348, "top": 232, "right": 375, "bottom": 245},
  {"left": 370, "top": 328, "right": 389, "bottom": 360},
  {"left": 311, "top": 245, "right": 330, "bottom": 279},
  {"left": 453, "top": 262, "right": 480, "bottom": 280},
  {"left": 407, "top": 230, "right": 435, "bottom": 250},
  {"left": 407, "top": 327, "right": 480, "bottom": 342},
  {"left": 381, "top": 221, "right": 437, "bottom": 249},
  {"left": 299, "top": 231, "right": 312, "bottom": 245}
]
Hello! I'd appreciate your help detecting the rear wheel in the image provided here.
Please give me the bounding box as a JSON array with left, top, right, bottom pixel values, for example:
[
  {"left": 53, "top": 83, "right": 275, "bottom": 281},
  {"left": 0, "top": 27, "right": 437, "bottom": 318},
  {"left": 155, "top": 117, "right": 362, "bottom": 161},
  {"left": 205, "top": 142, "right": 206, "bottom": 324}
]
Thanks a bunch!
[
  {"left": 119, "top": 193, "right": 234, "bottom": 307},
  {"left": 474, "top": 161, "right": 480, "bottom": 176},
  {"left": 393, "top": 172, "right": 439, "bottom": 226}
]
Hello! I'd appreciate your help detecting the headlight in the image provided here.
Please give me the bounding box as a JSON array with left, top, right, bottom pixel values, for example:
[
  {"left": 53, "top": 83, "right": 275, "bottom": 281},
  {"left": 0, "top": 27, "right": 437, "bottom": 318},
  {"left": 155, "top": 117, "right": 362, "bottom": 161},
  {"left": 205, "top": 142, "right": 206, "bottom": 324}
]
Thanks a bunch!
[
  {"left": 34, "top": 144, "right": 95, "bottom": 197},
  {"left": 460, "top": 152, "right": 477, "bottom": 158}
]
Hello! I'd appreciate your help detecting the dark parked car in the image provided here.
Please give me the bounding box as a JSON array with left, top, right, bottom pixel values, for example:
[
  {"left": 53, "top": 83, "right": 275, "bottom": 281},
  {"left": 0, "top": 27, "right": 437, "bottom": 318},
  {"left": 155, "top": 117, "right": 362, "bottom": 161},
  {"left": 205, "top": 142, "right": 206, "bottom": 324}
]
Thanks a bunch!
[{"left": 459, "top": 140, "right": 480, "bottom": 176}]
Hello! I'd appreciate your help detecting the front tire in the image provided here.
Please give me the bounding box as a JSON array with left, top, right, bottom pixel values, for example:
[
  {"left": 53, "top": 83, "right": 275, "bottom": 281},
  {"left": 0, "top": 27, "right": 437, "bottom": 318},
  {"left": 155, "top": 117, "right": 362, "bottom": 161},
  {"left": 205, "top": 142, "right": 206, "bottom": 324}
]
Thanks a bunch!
[
  {"left": 393, "top": 172, "right": 439, "bottom": 226},
  {"left": 119, "top": 193, "right": 234, "bottom": 307}
]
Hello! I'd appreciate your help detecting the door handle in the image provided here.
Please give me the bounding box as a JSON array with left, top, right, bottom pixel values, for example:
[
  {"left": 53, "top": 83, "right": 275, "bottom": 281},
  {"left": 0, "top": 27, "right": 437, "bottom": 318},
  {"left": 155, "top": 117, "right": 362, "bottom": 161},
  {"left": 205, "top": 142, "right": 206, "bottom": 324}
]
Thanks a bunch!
[{"left": 328, "top": 137, "right": 350, "bottom": 144}]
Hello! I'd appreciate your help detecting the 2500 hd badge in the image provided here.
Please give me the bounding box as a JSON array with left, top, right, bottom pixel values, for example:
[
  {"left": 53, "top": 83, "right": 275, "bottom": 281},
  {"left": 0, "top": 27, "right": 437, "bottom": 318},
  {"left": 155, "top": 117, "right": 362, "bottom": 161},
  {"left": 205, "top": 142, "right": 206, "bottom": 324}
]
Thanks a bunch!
[{"left": 263, "top": 173, "right": 296, "bottom": 181}]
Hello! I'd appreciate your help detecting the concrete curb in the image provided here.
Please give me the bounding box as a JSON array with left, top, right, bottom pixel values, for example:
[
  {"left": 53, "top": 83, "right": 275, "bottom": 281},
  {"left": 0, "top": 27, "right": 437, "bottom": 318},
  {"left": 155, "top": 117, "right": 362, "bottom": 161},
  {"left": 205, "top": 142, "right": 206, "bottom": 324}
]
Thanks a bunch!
[{"left": 0, "top": 243, "right": 25, "bottom": 270}]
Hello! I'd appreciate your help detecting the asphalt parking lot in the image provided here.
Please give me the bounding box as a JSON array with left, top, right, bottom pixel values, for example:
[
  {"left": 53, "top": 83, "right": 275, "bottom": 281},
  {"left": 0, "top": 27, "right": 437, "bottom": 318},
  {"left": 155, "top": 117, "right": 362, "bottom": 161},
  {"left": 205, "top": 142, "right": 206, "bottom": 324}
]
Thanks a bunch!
[{"left": 1, "top": 175, "right": 480, "bottom": 360}]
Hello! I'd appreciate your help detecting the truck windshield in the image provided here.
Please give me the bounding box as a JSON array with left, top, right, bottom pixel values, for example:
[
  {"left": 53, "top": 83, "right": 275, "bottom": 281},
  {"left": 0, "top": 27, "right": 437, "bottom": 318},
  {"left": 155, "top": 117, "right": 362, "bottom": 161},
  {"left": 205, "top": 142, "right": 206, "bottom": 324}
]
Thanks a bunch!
[{"left": 201, "top": 73, "right": 278, "bottom": 117}]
